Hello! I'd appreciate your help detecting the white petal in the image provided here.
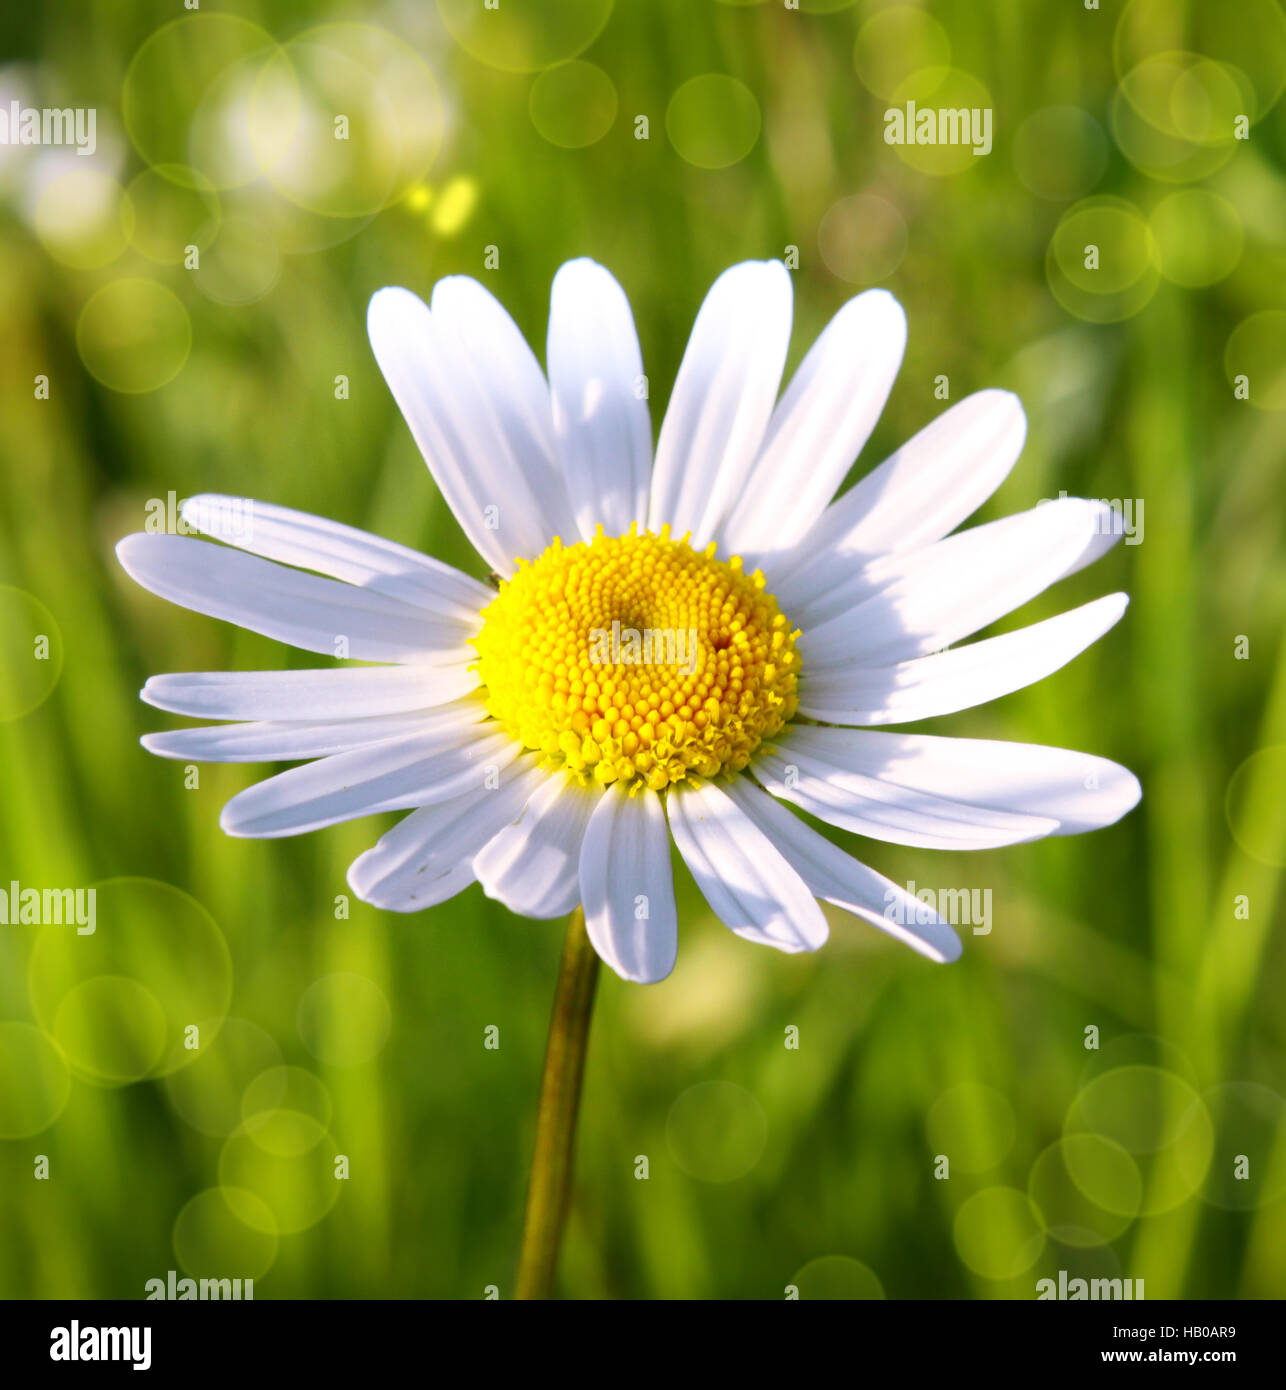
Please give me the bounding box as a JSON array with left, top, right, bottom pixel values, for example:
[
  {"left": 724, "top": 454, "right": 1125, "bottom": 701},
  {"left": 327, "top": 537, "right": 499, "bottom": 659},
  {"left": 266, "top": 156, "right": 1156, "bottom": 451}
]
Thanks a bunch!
[
  {"left": 117, "top": 533, "right": 472, "bottom": 664},
  {"left": 723, "top": 777, "right": 960, "bottom": 963},
  {"left": 430, "top": 276, "right": 579, "bottom": 539},
  {"left": 141, "top": 664, "right": 478, "bottom": 721},
  {"left": 759, "top": 726, "right": 1138, "bottom": 844},
  {"left": 766, "top": 389, "right": 1027, "bottom": 589},
  {"left": 219, "top": 726, "right": 518, "bottom": 838},
  {"left": 368, "top": 286, "right": 569, "bottom": 574},
  {"left": 141, "top": 695, "right": 488, "bottom": 762},
  {"left": 794, "top": 498, "right": 1121, "bottom": 661},
  {"left": 474, "top": 773, "right": 600, "bottom": 919},
  {"left": 547, "top": 259, "right": 651, "bottom": 541},
  {"left": 179, "top": 494, "right": 490, "bottom": 625},
  {"left": 647, "top": 261, "right": 793, "bottom": 547},
  {"left": 347, "top": 756, "right": 546, "bottom": 911},
  {"left": 579, "top": 783, "right": 677, "bottom": 984},
  {"left": 666, "top": 779, "right": 828, "bottom": 953},
  {"left": 721, "top": 290, "right": 906, "bottom": 556},
  {"left": 796, "top": 594, "right": 1129, "bottom": 725},
  {"left": 754, "top": 739, "right": 1058, "bottom": 850}
]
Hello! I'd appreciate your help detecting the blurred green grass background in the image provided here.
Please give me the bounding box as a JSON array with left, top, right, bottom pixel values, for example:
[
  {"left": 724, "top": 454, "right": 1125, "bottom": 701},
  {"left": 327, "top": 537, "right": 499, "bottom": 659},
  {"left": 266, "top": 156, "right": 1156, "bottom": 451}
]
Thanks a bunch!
[{"left": 1, "top": 0, "right": 1284, "bottom": 1299}]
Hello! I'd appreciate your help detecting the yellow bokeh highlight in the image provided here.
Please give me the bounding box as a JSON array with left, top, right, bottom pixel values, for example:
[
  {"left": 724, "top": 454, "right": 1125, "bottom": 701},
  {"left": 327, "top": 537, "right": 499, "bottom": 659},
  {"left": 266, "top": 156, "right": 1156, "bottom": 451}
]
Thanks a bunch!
[
  {"left": 76, "top": 279, "right": 192, "bottom": 394},
  {"left": 0, "top": 586, "right": 63, "bottom": 722},
  {"left": 666, "top": 75, "right": 762, "bottom": 171},
  {"left": 0, "top": 1022, "right": 71, "bottom": 1138},
  {"left": 530, "top": 61, "right": 618, "bottom": 149},
  {"left": 34, "top": 170, "right": 134, "bottom": 270},
  {"left": 1224, "top": 314, "right": 1286, "bottom": 413},
  {"left": 953, "top": 1186, "right": 1044, "bottom": 1281}
]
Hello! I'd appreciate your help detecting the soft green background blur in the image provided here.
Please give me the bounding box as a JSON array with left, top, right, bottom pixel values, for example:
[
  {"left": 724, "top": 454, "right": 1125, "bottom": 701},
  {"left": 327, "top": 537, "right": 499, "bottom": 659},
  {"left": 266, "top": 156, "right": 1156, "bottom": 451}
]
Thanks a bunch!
[{"left": 1, "top": 0, "right": 1284, "bottom": 1300}]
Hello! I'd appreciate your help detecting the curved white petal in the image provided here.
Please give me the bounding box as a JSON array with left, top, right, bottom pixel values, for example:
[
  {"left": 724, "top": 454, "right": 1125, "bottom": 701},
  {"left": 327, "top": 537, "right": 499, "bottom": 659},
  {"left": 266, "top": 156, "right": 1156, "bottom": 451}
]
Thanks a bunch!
[
  {"left": 367, "top": 286, "right": 570, "bottom": 574},
  {"left": 723, "top": 777, "right": 961, "bottom": 963},
  {"left": 347, "top": 756, "right": 545, "bottom": 911},
  {"left": 666, "top": 779, "right": 828, "bottom": 954},
  {"left": 579, "top": 782, "right": 677, "bottom": 984},
  {"left": 647, "top": 261, "right": 793, "bottom": 547},
  {"left": 765, "top": 389, "right": 1027, "bottom": 589},
  {"left": 219, "top": 726, "right": 518, "bottom": 838},
  {"left": 547, "top": 259, "right": 651, "bottom": 541},
  {"left": 140, "top": 664, "right": 478, "bottom": 721},
  {"left": 142, "top": 695, "right": 488, "bottom": 763},
  {"left": 179, "top": 494, "right": 490, "bottom": 625},
  {"left": 430, "top": 275, "right": 578, "bottom": 541},
  {"left": 796, "top": 594, "right": 1129, "bottom": 725},
  {"left": 474, "top": 773, "right": 600, "bottom": 919},
  {"left": 117, "top": 534, "right": 472, "bottom": 665},
  {"left": 794, "top": 498, "right": 1121, "bottom": 661},
  {"left": 721, "top": 289, "right": 906, "bottom": 556},
  {"left": 758, "top": 726, "right": 1138, "bottom": 845},
  {"left": 753, "top": 746, "right": 1058, "bottom": 851}
]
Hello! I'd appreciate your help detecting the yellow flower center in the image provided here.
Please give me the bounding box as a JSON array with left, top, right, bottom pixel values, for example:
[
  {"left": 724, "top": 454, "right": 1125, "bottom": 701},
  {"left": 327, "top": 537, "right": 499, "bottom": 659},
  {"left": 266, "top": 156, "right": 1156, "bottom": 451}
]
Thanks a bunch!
[{"left": 472, "top": 526, "right": 801, "bottom": 791}]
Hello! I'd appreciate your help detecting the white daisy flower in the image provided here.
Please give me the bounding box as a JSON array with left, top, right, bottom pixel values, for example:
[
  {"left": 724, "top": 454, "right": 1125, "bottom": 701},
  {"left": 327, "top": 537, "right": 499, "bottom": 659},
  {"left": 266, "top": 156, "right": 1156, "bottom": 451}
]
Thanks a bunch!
[{"left": 117, "top": 258, "right": 1141, "bottom": 984}]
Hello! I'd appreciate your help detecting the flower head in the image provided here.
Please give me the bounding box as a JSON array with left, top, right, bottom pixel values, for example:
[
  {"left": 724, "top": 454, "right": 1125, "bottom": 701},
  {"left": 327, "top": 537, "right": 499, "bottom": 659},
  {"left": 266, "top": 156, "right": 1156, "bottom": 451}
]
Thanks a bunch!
[{"left": 118, "top": 259, "right": 1140, "bottom": 983}]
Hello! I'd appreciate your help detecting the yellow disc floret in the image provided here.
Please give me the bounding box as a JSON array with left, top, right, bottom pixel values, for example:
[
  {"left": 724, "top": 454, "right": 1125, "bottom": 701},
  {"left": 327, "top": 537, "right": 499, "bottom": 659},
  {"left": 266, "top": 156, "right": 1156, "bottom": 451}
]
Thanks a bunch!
[{"left": 472, "top": 525, "right": 801, "bottom": 791}]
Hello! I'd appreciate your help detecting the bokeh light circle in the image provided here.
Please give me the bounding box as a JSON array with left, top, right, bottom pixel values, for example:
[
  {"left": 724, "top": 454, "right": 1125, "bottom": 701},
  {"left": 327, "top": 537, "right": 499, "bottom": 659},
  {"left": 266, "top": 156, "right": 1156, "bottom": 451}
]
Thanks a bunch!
[
  {"left": 0, "top": 587, "right": 63, "bottom": 722},
  {"left": 1064, "top": 1066, "right": 1213, "bottom": 1216},
  {"left": 191, "top": 211, "right": 281, "bottom": 306},
  {"left": 666, "top": 75, "right": 762, "bottom": 170},
  {"left": 1224, "top": 317, "right": 1286, "bottom": 414},
  {"left": 925, "top": 1083, "right": 1017, "bottom": 1174},
  {"left": 953, "top": 1186, "right": 1044, "bottom": 1280},
  {"left": 163, "top": 1019, "right": 284, "bottom": 1138},
  {"left": 219, "top": 1115, "right": 340, "bottom": 1235},
  {"left": 817, "top": 193, "right": 907, "bottom": 285},
  {"left": 76, "top": 280, "right": 192, "bottom": 394},
  {"left": 241, "top": 1065, "right": 334, "bottom": 1144},
  {"left": 52, "top": 977, "right": 168, "bottom": 1082},
  {"left": 790, "top": 1255, "right": 884, "bottom": 1299},
  {"left": 0, "top": 1022, "right": 72, "bottom": 1138},
  {"left": 1028, "top": 1134, "right": 1142, "bottom": 1244},
  {"left": 1110, "top": 82, "right": 1235, "bottom": 185},
  {"left": 126, "top": 166, "right": 221, "bottom": 266},
  {"left": 530, "top": 61, "right": 618, "bottom": 148},
  {"left": 1181, "top": 1082, "right": 1286, "bottom": 1210},
  {"left": 666, "top": 1081, "right": 767, "bottom": 1182},
  {"left": 435, "top": 0, "right": 614, "bottom": 74},
  {"left": 1012, "top": 107, "right": 1108, "bottom": 202},
  {"left": 1046, "top": 197, "right": 1160, "bottom": 323},
  {"left": 122, "top": 14, "right": 284, "bottom": 190},
  {"left": 1225, "top": 745, "right": 1286, "bottom": 860},
  {"left": 853, "top": 8, "right": 951, "bottom": 102},
  {"left": 1149, "top": 189, "right": 1243, "bottom": 287},
  {"left": 28, "top": 878, "right": 232, "bottom": 1086},
  {"left": 248, "top": 26, "right": 444, "bottom": 220},
  {"left": 1114, "top": 0, "right": 1286, "bottom": 121},
  {"left": 173, "top": 1187, "right": 279, "bottom": 1281},
  {"left": 297, "top": 974, "right": 392, "bottom": 1067},
  {"left": 34, "top": 170, "right": 134, "bottom": 270}
]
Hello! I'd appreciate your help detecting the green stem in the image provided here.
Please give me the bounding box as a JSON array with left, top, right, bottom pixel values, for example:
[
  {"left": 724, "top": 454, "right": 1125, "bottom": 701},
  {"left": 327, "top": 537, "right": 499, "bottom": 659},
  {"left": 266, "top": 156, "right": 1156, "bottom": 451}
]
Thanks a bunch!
[{"left": 515, "top": 905, "right": 600, "bottom": 1300}]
